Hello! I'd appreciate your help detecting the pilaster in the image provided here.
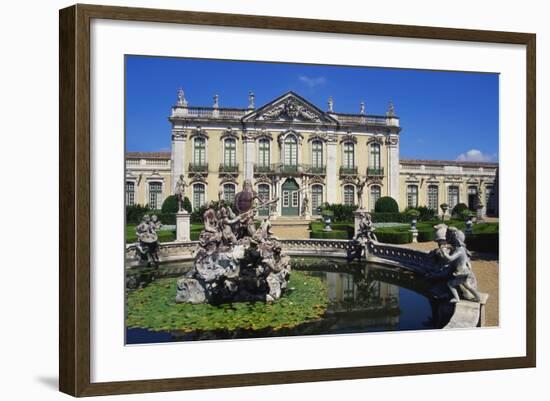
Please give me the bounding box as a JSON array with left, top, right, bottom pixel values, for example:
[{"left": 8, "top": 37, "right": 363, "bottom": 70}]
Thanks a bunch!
[
  {"left": 171, "top": 129, "right": 187, "bottom": 191},
  {"left": 326, "top": 135, "right": 338, "bottom": 204}
]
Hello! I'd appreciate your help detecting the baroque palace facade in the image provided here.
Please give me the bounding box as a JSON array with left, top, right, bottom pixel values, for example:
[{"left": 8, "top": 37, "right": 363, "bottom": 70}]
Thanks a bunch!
[{"left": 125, "top": 90, "right": 498, "bottom": 218}]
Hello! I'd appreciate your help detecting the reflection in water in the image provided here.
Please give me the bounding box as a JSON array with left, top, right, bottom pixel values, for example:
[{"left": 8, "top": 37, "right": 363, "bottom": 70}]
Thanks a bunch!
[{"left": 127, "top": 262, "right": 447, "bottom": 344}]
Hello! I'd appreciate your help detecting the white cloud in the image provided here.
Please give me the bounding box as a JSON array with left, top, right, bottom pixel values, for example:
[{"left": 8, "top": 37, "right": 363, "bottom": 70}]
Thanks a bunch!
[
  {"left": 298, "top": 75, "right": 326, "bottom": 88},
  {"left": 456, "top": 149, "right": 496, "bottom": 162}
]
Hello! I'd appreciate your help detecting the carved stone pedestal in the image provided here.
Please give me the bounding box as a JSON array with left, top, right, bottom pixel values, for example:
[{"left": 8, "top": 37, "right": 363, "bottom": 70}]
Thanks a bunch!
[{"left": 176, "top": 210, "right": 191, "bottom": 242}]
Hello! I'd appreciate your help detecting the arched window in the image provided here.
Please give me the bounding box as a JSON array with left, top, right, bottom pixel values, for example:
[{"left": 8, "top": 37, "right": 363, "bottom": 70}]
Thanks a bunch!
[
  {"left": 448, "top": 186, "right": 459, "bottom": 210},
  {"left": 343, "top": 185, "right": 355, "bottom": 206},
  {"left": 258, "top": 139, "right": 270, "bottom": 169},
  {"left": 193, "top": 137, "right": 206, "bottom": 167},
  {"left": 257, "top": 184, "right": 270, "bottom": 216},
  {"left": 311, "top": 184, "right": 324, "bottom": 213},
  {"left": 125, "top": 181, "right": 135, "bottom": 206},
  {"left": 223, "top": 138, "right": 236, "bottom": 168},
  {"left": 407, "top": 185, "right": 418, "bottom": 208},
  {"left": 284, "top": 135, "right": 298, "bottom": 170},
  {"left": 311, "top": 140, "right": 323, "bottom": 172},
  {"left": 193, "top": 183, "right": 206, "bottom": 210},
  {"left": 427, "top": 185, "right": 439, "bottom": 211},
  {"left": 369, "top": 143, "right": 381, "bottom": 172},
  {"left": 148, "top": 182, "right": 163, "bottom": 210},
  {"left": 343, "top": 141, "right": 355, "bottom": 170},
  {"left": 223, "top": 183, "right": 236, "bottom": 204},
  {"left": 369, "top": 185, "right": 381, "bottom": 212}
]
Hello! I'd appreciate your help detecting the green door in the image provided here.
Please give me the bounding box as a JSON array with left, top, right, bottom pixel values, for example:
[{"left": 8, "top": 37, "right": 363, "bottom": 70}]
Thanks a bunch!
[{"left": 282, "top": 178, "right": 300, "bottom": 216}]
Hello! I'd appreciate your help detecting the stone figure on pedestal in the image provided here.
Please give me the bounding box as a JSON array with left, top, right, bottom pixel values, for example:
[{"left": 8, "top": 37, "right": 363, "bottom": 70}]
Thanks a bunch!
[
  {"left": 135, "top": 214, "right": 160, "bottom": 267},
  {"left": 430, "top": 224, "right": 481, "bottom": 303},
  {"left": 174, "top": 175, "right": 188, "bottom": 212},
  {"left": 355, "top": 176, "right": 367, "bottom": 210}
]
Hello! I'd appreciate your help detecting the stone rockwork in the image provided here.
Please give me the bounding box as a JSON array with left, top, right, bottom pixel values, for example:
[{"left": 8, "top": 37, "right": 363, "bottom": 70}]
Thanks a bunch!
[{"left": 175, "top": 180, "right": 290, "bottom": 304}]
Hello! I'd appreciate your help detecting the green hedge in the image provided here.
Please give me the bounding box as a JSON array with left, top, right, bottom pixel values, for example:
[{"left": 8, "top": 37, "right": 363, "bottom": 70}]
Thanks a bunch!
[
  {"left": 417, "top": 229, "right": 435, "bottom": 242},
  {"left": 375, "top": 231, "right": 412, "bottom": 244},
  {"left": 371, "top": 213, "right": 410, "bottom": 223},
  {"left": 310, "top": 230, "right": 351, "bottom": 240},
  {"left": 375, "top": 196, "right": 399, "bottom": 213},
  {"left": 466, "top": 233, "right": 499, "bottom": 253},
  {"left": 318, "top": 203, "right": 357, "bottom": 222}
]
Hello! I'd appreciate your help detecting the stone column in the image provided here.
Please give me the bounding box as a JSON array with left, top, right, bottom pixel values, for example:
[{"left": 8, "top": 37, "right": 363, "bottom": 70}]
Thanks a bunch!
[
  {"left": 386, "top": 135, "right": 400, "bottom": 202},
  {"left": 242, "top": 132, "right": 256, "bottom": 181},
  {"left": 176, "top": 211, "right": 191, "bottom": 242},
  {"left": 171, "top": 129, "right": 187, "bottom": 191},
  {"left": 326, "top": 136, "right": 338, "bottom": 204}
]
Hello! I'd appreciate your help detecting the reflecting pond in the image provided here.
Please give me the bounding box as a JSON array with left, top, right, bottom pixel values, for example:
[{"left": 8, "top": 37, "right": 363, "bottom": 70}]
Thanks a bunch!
[{"left": 126, "top": 258, "right": 452, "bottom": 344}]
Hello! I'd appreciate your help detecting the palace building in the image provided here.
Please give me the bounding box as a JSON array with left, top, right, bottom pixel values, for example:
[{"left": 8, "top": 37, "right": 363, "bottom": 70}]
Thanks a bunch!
[{"left": 125, "top": 90, "right": 498, "bottom": 218}]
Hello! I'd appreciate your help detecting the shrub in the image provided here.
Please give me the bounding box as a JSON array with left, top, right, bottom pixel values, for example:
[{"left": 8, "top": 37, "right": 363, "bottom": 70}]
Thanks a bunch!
[
  {"left": 161, "top": 195, "right": 178, "bottom": 214},
  {"left": 375, "top": 230, "right": 412, "bottom": 244},
  {"left": 466, "top": 233, "right": 499, "bottom": 253},
  {"left": 310, "top": 230, "right": 351, "bottom": 240},
  {"left": 417, "top": 206, "right": 437, "bottom": 221},
  {"left": 417, "top": 229, "right": 435, "bottom": 242},
  {"left": 452, "top": 202, "right": 469, "bottom": 217},
  {"left": 370, "top": 213, "right": 410, "bottom": 223},
  {"left": 319, "top": 203, "right": 356, "bottom": 222},
  {"left": 190, "top": 200, "right": 235, "bottom": 223},
  {"left": 375, "top": 196, "right": 399, "bottom": 213},
  {"left": 405, "top": 208, "right": 420, "bottom": 219},
  {"left": 126, "top": 204, "right": 150, "bottom": 225},
  {"left": 182, "top": 197, "right": 192, "bottom": 213}
]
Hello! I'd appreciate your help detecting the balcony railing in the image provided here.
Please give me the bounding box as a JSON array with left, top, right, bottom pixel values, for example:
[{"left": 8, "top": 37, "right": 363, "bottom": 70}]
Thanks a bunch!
[
  {"left": 367, "top": 167, "right": 384, "bottom": 176},
  {"left": 188, "top": 162, "right": 208, "bottom": 173},
  {"left": 340, "top": 166, "right": 358, "bottom": 176},
  {"left": 306, "top": 165, "right": 326, "bottom": 175},
  {"left": 219, "top": 163, "right": 239, "bottom": 173},
  {"left": 254, "top": 164, "right": 274, "bottom": 173}
]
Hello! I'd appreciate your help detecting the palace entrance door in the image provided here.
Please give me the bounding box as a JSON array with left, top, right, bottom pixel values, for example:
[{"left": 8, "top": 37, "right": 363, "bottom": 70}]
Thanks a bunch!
[{"left": 281, "top": 178, "right": 300, "bottom": 216}]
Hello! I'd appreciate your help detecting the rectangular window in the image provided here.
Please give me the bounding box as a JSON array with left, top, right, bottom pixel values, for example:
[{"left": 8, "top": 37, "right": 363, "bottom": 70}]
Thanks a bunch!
[
  {"left": 292, "top": 191, "right": 299, "bottom": 207},
  {"left": 407, "top": 185, "right": 418, "bottom": 208},
  {"left": 343, "top": 142, "right": 354, "bottom": 169},
  {"left": 312, "top": 141, "right": 323, "bottom": 169},
  {"left": 193, "top": 138, "right": 206, "bottom": 166},
  {"left": 224, "top": 139, "right": 236, "bottom": 167},
  {"left": 448, "top": 186, "right": 459, "bottom": 210},
  {"left": 282, "top": 191, "right": 289, "bottom": 207},
  {"left": 258, "top": 140, "right": 270, "bottom": 167},
  {"left": 125, "top": 181, "right": 135, "bottom": 206},
  {"left": 343, "top": 185, "right": 355, "bottom": 206},
  {"left": 427, "top": 185, "right": 439, "bottom": 211},
  {"left": 485, "top": 185, "right": 496, "bottom": 215},
  {"left": 369, "top": 186, "right": 381, "bottom": 212},
  {"left": 149, "top": 182, "right": 163, "bottom": 210},
  {"left": 193, "top": 184, "right": 205, "bottom": 210},
  {"left": 311, "top": 185, "right": 323, "bottom": 213}
]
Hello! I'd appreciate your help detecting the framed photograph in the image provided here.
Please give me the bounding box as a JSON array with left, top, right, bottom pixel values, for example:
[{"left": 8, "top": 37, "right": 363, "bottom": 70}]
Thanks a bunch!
[{"left": 59, "top": 4, "right": 536, "bottom": 397}]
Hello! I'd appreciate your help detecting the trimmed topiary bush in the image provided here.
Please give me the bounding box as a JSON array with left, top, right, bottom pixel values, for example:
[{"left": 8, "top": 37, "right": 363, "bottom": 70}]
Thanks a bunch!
[
  {"left": 375, "top": 196, "right": 399, "bottom": 213},
  {"left": 452, "top": 202, "right": 469, "bottom": 217},
  {"left": 370, "top": 212, "right": 410, "bottom": 223},
  {"left": 417, "top": 229, "right": 435, "bottom": 242},
  {"left": 375, "top": 230, "right": 412, "bottom": 244},
  {"left": 161, "top": 195, "right": 178, "bottom": 214}
]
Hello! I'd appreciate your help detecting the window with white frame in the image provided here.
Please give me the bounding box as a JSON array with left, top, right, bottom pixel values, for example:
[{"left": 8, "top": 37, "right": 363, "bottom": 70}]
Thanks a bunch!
[
  {"left": 311, "top": 140, "right": 323, "bottom": 170},
  {"left": 407, "top": 185, "right": 418, "bottom": 208},
  {"left": 284, "top": 135, "right": 298, "bottom": 167},
  {"left": 258, "top": 184, "right": 270, "bottom": 215},
  {"left": 343, "top": 185, "right": 355, "bottom": 206},
  {"left": 148, "top": 182, "right": 163, "bottom": 210},
  {"left": 125, "top": 181, "right": 135, "bottom": 206},
  {"left": 223, "top": 138, "right": 236, "bottom": 167},
  {"left": 369, "top": 143, "right": 381, "bottom": 170},
  {"left": 485, "top": 185, "right": 496, "bottom": 215},
  {"left": 343, "top": 141, "right": 355, "bottom": 169},
  {"left": 427, "top": 185, "right": 439, "bottom": 211},
  {"left": 193, "top": 137, "right": 206, "bottom": 166},
  {"left": 369, "top": 185, "right": 381, "bottom": 211},
  {"left": 223, "top": 183, "right": 236, "bottom": 204},
  {"left": 311, "top": 185, "right": 323, "bottom": 213},
  {"left": 193, "top": 183, "right": 206, "bottom": 210},
  {"left": 448, "top": 186, "right": 459, "bottom": 211},
  {"left": 258, "top": 139, "right": 270, "bottom": 167}
]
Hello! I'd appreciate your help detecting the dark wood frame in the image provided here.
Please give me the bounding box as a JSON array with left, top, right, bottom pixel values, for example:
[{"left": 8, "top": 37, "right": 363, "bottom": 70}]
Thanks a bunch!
[{"left": 59, "top": 3, "right": 536, "bottom": 397}]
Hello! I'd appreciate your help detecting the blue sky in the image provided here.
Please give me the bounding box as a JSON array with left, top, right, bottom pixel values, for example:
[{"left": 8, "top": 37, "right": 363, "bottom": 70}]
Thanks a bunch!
[{"left": 126, "top": 55, "right": 499, "bottom": 162}]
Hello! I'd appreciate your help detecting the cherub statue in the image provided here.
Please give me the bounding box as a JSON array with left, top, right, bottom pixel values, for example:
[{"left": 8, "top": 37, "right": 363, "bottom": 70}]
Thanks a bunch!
[
  {"left": 438, "top": 226, "right": 481, "bottom": 303},
  {"left": 356, "top": 212, "right": 377, "bottom": 242}
]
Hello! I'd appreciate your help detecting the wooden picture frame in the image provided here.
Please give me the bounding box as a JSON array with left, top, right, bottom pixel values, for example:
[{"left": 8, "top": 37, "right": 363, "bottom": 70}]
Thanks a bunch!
[{"left": 59, "top": 3, "right": 536, "bottom": 397}]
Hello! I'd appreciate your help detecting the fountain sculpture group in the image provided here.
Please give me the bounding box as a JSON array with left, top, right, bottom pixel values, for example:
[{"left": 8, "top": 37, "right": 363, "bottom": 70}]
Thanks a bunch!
[{"left": 175, "top": 180, "right": 291, "bottom": 304}]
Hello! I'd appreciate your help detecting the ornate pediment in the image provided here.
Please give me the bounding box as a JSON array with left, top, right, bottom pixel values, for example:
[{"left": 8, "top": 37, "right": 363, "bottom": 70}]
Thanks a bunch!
[{"left": 243, "top": 92, "right": 337, "bottom": 124}]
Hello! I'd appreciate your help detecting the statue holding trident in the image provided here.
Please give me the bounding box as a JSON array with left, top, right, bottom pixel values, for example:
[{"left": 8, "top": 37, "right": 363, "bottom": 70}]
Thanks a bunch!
[{"left": 174, "top": 174, "right": 188, "bottom": 212}]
